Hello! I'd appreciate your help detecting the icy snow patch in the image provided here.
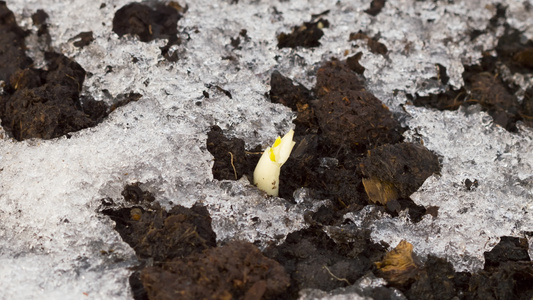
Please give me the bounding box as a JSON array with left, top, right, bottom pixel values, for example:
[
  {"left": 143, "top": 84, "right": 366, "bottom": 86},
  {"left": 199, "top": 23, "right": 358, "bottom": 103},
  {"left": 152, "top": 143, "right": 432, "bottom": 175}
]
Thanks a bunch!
[{"left": 368, "top": 105, "right": 533, "bottom": 271}]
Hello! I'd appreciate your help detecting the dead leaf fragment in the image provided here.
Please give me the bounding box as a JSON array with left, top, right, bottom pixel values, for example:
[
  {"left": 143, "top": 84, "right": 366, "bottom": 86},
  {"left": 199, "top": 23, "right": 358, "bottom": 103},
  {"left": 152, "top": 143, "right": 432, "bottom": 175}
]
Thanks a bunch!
[
  {"left": 362, "top": 177, "right": 398, "bottom": 205},
  {"left": 375, "top": 240, "right": 419, "bottom": 285}
]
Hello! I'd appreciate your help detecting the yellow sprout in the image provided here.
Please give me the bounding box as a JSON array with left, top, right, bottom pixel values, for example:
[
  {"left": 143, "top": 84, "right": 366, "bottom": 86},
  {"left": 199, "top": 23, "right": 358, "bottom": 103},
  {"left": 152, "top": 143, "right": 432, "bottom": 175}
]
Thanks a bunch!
[{"left": 253, "top": 129, "right": 295, "bottom": 196}]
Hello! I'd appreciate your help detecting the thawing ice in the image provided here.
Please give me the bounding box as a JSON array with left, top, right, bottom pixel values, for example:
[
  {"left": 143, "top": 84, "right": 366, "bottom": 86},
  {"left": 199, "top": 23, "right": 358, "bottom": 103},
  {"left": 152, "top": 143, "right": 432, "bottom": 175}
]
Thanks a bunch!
[{"left": 1, "top": 0, "right": 532, "bottom": 298}]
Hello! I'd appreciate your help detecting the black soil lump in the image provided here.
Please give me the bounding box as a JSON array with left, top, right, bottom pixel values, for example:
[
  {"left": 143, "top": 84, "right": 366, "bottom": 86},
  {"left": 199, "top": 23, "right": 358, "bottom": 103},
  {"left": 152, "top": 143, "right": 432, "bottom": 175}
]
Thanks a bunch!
[
  {"left": 112, "top": 2, "right": 184, "bottom": 60},
  {"left": 270, "top": 70, "right": 312, "bottom": 111},
  {"left": 468, "top": 71, "right": 520, "bottom": 130},
  {"left": 0, "top": 3, "right": 111, "bottom": 140},
  {"left": 313, "top": 89, "right": 403, "bottom": 152},
  {"left": 269, "top": 71, "right": 318, "bottom": 135},
  {"left": 277, "top": 18, "right": 329, "bottom": 49},
  {"left": 484, "top": 236, "right": 530, "bottom": 267},
  {"left": 315, "top": 60, "right": 365, "bottom": 96},
  {"left": 206, "top": 125, "right": 249, "bottom": 180},
  {"left": 0, "top": 1, "right": 32, "bottom": 82},
  {"left": 103, "top": 195, "right": 216, "bottom": 262},
  {"left": 31, "top": 9, "right": 50, "bottom": 38},
  {"left": 69, "top": 31, "right": 94, "bottom": 48},
  {"left": 404, "top": 255, "right": 459, "bottom": 300},
  {"left": 265, "top": 227, "right": 386, "bottom": 299},
  {"left": 1, "top": 52, "right": 104, "bottom": 140},
  {"left": 496, "top": 27, "right": 533, "bottom": 72},
  {"left": 313, "top": 61, "right": 403, "bottom": 152},
  {"left": 413, "top": 27, "right": 533, "bottom": 131},
  {"left": 471, "top": 236, "right": 533, "bottom": 299},
  {"left": 360, "top": 143, "right": 440, "bottom": 200},
  {"left": 141, "top": 241, "right": 290, "bottom": 300},
  {"left": 349, "top": 31, "right": 388, "bottom": 56},
  {"left": 346, "top": 52, "right": 365, "bottom": 75},
  {"left": 364, "top": 0, "right": 386, "bottom": 16},
  {"left": 375, "top": 236, "right": 533, "bottom": 300},
  {"left": 359, "top": 143, "right": 440, "bottom": 221}
]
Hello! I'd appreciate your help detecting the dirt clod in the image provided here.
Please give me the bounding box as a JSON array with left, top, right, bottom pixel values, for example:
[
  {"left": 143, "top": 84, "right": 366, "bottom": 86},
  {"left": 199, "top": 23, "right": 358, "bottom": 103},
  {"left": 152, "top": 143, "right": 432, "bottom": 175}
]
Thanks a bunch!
[
  {"left": 277, "top": 18, "right": 329, "bottom": 49},
  {"left": 141, "top": 241, "right": 290, "bottom": 300},
  {"left": 112, "top": 2, "right": 183, "bottom": 60},
  {"left": 364, "top": 0, "right": 386, "bottom": 16},
  {"left": 360, "top": 143, "right": 440, "bottom": 199},
  {"left": 69, "top": 31, "right": 94, "bottom": 48},
  {"left": 206, "top": 125, "right": 249, "bottom": 180},
  {"left": 0, "top": 52, "right": 103, "bottom": 140},
  {"left": 413, "top": 27, "right": 533, "bottom": 131},
  {"left": 0, "top": 2, "right": 32, "bottom": 83},
  {"left": 103, "top": 193, "right": 216, "bottom": 261},
  {"left": 266, "top": 227, "right": 386, "bottom": 299},
  {"left": 349, "top": 31, "right": 388, "bottom": 55}
]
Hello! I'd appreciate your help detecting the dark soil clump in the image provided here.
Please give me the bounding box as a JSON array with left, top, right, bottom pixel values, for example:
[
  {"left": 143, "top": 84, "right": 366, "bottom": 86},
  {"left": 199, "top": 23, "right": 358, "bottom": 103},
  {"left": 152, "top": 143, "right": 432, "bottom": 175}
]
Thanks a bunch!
[
  {"left": 0, "top": 52, "right": 105, "bottom": 140},
  {"left": 359, "top": 143, "right": 440, "bottom": 221},
  {"left": 277, "top": 18, "right": 329, "bottom": 49},
  {"left": 0, "top": 3, "right": 115, "bottom": 140},
  {"left": 313, "top": 60, "right": 404, "bottom": 152},
  {"left": 112, "top": 2, "right": 185, "bottom": 61},
  {"left": 207, "top": 125, "right": 249, "bottom": 180},
  {"left": 412, "top": 26, "right": 533, "bottom": 131},
  {"left": 375, "top": 237, "right": 533, "bottom": 300},
  {"left": 365, "top": 0, "right": 386, "bottom": 16},
  {"left": 270, "top": 70, "right": 313, "bottom": 112},
  {"left": 315, "top": 60, "right": 366, "bottom": 96},
  {"left": 265, "top": 227, "right": 386, "bottom": 299},
  {"left": 313, "top": 89, "right": 402, "bottom": 152},
  {"left": 267, "top": 59, "right": 442, "bottom": 219},
  {"left": 484, "top": 236, "right": 530, "bottom": 267},
  {"left": 360, "top": 143, "right": 440, "bottom": 200},
  {"left": 346, "top": 52, "right": 366, "bottom": 75},
  {"left": 349, "top": 31, "right": 388, "bottom": 55},
  {"left": 142, "top": 241, "right": 290, "bottom": 300},
  {"left": 69, "top": 31, "right": 94, "bottom": 48},
  {"left": 0, "top": 1, "right": 31, "bottom": 81},
  {"left": 103, "top": 201, "right": 216, "bottom": 262},
  {"left": 269, "top": 70, "right": 318, "bottom": 135},
  {"left": 103, "top": 184, "right": 291, "bottom": 299}
]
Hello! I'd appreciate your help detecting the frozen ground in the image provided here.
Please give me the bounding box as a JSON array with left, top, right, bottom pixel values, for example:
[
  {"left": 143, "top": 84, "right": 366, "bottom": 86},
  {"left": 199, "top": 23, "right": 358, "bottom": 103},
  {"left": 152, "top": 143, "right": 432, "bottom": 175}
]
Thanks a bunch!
[{"left": 0, "top": 0, "right": 532, "bottom": 299}]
